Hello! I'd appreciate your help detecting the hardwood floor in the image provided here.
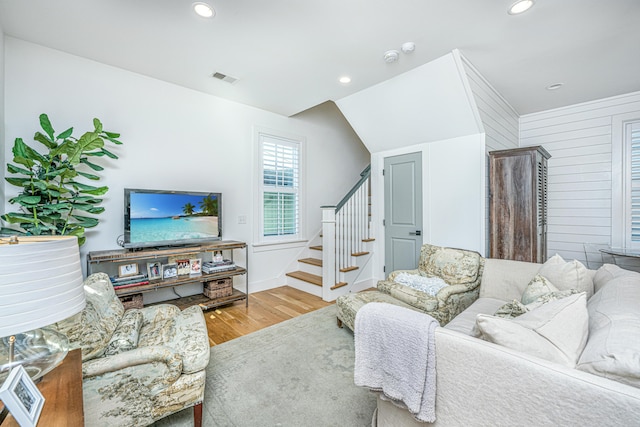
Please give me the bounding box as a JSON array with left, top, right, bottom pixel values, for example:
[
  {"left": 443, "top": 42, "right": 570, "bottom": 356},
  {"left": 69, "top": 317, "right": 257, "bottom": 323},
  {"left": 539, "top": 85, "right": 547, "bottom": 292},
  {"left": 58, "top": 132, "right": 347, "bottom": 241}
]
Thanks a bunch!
[{"left": 203, "top": 286, "right": 333, "bottom": 346}]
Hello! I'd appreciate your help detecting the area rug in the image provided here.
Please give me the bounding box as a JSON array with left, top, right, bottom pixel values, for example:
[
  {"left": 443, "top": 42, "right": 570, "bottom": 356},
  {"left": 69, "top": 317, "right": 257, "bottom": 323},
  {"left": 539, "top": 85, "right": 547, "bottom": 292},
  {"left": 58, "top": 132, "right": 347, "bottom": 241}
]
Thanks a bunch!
[{"left": 154, "top": 305, "right": 377, "bottom": 426}]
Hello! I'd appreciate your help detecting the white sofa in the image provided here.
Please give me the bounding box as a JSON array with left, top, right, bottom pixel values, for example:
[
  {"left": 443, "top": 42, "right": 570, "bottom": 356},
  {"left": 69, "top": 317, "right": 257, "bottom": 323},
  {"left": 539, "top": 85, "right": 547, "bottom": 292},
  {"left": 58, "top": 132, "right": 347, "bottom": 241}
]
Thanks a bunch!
[{"left": 373, "top": 257, "right": 640, "bottom": 426}]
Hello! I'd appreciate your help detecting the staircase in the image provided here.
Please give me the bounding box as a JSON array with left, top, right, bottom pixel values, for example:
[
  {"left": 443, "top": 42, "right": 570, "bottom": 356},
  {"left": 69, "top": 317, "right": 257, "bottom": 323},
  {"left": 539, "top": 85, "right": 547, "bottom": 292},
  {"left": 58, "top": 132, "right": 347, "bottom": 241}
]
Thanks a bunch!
[{"left": 286, "top": 165, "right": 374, "bottom": 301}]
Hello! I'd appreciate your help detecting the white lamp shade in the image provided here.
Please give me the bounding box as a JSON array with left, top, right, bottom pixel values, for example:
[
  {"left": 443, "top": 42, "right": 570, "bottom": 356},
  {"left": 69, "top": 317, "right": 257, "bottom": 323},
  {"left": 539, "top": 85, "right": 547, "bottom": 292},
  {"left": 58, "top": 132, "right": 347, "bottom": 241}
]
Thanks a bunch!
[{"left": 0, "top": 236, "right": 85, "bottom": 337}]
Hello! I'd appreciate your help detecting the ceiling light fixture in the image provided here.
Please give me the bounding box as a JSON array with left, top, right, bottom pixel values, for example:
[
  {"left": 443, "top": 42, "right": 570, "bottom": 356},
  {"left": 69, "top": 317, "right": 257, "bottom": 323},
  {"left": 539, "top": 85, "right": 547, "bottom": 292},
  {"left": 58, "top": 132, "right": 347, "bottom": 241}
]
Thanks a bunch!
[
  {"left": 339, "top": 76, "right": 352, "bottom": 84},
  {"left": 193, "top": 2, "right": 215, "bottom": 18},
  {"left": 546, "top": 83, "right": 564, "bottom": 91},
  {"left": 508, "top": 0, "right": 534, "bottom": 15},
  {"left": 383, "top": 50, "right": 400, "bottom": 63}
]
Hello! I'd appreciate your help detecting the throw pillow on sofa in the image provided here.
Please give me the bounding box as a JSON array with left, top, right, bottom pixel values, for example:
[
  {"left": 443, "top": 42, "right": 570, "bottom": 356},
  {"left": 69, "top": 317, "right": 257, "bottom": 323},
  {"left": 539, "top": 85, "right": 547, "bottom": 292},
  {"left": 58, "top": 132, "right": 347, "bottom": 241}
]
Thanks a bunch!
[
  {"left": 476, "top": 293, "right": 589, "bottom": 368},
  {"left": 538, "top": 254, "right": 594, "bottom": 298},
  {"left": 492, "top": 274, "right": 579, "bottom": 319},
  {"left": 577, "top": 276, "right": 640, "bottom": 388},
  {"left": 521, "top": 274, "right": 559, "bottom": 305},
  {"left": 593, "top": 263, "right": 640, "bottom": 293}
]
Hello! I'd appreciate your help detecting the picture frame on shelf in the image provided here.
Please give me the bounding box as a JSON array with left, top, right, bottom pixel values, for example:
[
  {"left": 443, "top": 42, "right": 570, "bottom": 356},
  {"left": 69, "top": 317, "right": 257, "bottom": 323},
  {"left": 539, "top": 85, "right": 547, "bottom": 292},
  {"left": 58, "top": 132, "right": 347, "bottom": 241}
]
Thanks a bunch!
[
  {"left": 190, "top": 258, "right": 202, "bottom": 275},
  {"left": 118, "top": 263, "right": 139, "bottom": 278},
  {"left": 0, "top": 365, "right": 45, "bottom": 427},
  {"left": 162, "top": 263, "right": 178, "bottom": 280},
  {"left": 176, "top": 259, "right": 190, "bottom": 276},
  {"left": 147, "top": 262, "right": 162, "bottom": 280}
]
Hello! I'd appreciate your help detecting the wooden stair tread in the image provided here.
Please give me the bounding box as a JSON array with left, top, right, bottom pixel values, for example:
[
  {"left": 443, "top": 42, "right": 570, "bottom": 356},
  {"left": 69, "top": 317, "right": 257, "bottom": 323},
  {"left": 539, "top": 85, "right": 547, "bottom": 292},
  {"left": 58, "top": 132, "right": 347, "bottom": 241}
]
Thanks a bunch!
[
  {"left": 330, "top": 282, "right": 348, "bottom": 290},
  {"left": 351, "top": 251, "right": 369, "bottom": 257},
  {"left": 299, "top": 257, "right": 322, "bottom": 267},
  {"left": 310, "top": 245, "right": 323, "bottom": 251},
  {"left": 340, "top": 266, "right": 359, "bottom": 273},
  {"left": 286, "top": 271, "right": 322, "bottom": 287}
]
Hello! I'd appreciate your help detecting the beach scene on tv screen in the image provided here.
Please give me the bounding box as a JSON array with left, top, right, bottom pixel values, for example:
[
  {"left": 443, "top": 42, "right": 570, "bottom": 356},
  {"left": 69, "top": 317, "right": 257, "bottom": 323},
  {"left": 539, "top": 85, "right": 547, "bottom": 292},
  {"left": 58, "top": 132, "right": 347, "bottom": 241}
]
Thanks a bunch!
[{"left": 130, "top": 192, "right": 220, "bottom": 243}]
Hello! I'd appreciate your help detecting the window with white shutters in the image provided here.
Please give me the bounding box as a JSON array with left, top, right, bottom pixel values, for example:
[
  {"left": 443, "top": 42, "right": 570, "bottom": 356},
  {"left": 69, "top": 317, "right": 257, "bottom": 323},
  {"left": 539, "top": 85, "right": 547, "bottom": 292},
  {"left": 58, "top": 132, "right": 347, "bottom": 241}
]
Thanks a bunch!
[
  {"left": 259, "top": 133, "right": 301, "bottom": 242},
  {"left": 629, "top": 121, "right": 640, "bottom": 243}
]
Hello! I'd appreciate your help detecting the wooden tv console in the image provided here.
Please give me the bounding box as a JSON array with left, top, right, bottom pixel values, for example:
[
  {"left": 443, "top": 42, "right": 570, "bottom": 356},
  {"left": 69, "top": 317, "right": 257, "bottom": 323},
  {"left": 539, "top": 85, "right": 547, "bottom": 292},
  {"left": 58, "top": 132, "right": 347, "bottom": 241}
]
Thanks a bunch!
[{"left": 87, "top": 240, "right": 248, "bottom": 310}]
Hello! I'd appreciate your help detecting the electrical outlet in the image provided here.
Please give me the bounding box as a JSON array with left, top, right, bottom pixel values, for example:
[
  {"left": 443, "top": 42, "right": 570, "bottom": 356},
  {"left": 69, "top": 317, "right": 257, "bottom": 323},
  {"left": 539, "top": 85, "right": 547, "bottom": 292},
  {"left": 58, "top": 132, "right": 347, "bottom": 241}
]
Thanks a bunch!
[{"left": 238, "top": 215, "right": 247, "bottom": 224}]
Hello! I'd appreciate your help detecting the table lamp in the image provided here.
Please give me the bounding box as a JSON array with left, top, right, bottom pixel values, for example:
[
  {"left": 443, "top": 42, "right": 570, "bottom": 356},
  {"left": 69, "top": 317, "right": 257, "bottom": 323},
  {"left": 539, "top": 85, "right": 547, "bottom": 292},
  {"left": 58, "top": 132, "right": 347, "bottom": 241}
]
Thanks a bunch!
[{"left": 0, "top": 236, "right": 85, "bottom": 384}]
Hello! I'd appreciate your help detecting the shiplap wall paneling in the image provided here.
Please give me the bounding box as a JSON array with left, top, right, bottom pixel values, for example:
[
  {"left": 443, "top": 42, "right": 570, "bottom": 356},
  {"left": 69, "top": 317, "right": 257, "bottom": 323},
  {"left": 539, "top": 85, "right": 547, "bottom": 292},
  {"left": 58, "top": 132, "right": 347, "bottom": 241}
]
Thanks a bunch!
[
  {"left": 520, "top": 91, "right": 640, "bottom": 268},
  {"left": 460, "top": 55, "right": 519, "bottom": 255}
]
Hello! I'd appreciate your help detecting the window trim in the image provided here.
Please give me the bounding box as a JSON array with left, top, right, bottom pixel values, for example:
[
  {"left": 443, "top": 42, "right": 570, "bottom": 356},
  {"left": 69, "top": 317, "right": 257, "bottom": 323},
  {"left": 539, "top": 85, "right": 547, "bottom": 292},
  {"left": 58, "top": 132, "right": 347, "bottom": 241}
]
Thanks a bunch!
[
  {"left": 253, "top": 126, "right": 306, "bottom": 246},
  {"left": 612, "top": 112, "right": 640, "bottom": 248}
]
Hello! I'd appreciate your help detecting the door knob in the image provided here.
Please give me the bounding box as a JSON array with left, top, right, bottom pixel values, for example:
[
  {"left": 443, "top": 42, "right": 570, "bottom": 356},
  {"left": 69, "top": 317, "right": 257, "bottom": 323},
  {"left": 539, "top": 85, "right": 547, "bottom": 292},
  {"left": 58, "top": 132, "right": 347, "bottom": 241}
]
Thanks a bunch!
[{"left": 409, "top": 230, "right": 421, "bottom": 236}]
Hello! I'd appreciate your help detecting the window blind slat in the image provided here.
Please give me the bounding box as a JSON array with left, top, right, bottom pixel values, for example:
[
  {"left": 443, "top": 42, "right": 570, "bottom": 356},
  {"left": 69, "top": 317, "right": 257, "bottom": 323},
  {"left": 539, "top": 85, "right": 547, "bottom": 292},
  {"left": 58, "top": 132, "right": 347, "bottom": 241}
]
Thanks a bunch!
[{"left": 261, "top": 137, "right": 300, "bottom": 238}]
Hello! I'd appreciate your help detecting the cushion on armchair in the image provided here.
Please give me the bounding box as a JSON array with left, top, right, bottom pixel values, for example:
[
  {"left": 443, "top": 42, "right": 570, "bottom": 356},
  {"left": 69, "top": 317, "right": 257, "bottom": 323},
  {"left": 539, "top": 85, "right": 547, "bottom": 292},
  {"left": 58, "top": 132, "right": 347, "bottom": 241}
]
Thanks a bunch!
[
  {"left": 54, "top": 273, "right": 125, "bottom": 361},
  {"left": 419, "top": 244, "right": 482, "bottom": 285},
  {"left": 104, "top": 309, "right": 144, "bottom": 356}
]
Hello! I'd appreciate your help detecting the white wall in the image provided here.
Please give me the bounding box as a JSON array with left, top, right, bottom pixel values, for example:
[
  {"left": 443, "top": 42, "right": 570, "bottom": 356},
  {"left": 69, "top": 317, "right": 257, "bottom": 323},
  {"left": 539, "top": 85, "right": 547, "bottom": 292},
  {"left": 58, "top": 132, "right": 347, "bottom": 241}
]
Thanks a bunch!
[
  {"left": 520, "top": 90, "right": 640, "bottom": 266},
  {"left": 3, "top": 38, "right": 369, "bottom": 299},
  {"left": 370, "top": 134, "right": 485, "bottom": 278},
  {"left": 336, "top": 51, "right": 482, "bottom": 153}
]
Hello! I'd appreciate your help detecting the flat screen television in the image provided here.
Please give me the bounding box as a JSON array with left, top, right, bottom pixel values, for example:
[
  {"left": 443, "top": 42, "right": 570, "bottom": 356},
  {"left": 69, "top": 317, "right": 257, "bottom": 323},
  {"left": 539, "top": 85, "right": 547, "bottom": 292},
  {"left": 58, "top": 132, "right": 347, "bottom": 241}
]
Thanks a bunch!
[{"left": 124, "top": 188, "right": 222, "bottom": 249}]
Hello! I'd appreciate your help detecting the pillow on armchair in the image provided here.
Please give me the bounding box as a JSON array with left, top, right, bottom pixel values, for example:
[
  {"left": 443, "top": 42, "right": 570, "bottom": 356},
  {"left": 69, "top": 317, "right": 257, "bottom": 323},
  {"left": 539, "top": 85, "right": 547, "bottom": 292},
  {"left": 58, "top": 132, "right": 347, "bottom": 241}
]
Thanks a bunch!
[
  {"left": 419, "top": 244, "right": 482, "bottom": 285},
  {"left": 54, "top": 273, "right": 125, "bottom": 361}
]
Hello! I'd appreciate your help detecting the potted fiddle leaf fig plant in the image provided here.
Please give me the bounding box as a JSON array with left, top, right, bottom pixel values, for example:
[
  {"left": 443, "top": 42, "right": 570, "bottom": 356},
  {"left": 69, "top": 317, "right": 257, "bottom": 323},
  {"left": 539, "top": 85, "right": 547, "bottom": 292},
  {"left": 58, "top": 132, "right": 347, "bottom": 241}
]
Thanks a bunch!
[{"left": 1, "top": 114, "right": 123, "bottom": 245}]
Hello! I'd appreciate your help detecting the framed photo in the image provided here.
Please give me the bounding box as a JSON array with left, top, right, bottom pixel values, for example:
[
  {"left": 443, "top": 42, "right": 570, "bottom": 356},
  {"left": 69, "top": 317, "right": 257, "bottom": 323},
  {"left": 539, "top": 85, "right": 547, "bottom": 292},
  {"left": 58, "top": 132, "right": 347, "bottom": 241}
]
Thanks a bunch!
[
  {"left": 162, "top": 263, "right": 178, "bottom": 280},
  {"left": 147, "top": 262, "right": 162, "bottom": 280},
  {"left": 190, "top": 258, "right": 202, "bottom": 275},
  {"left": 0, "top": 365, "right": 45, "bottom": 427},
  {"left": 118, "top": 263, "right": 139, "bottom": 278},
  {"left": 176, "top": 259, "right": 191, "bottom": 276}
]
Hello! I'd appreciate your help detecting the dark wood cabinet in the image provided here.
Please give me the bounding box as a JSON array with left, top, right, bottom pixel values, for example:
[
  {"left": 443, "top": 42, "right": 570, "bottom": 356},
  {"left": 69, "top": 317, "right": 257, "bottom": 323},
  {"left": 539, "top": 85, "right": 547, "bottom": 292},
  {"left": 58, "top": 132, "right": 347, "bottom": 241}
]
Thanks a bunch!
[{"left": 489, "top": 146, "right": 551, "bottom": 263}]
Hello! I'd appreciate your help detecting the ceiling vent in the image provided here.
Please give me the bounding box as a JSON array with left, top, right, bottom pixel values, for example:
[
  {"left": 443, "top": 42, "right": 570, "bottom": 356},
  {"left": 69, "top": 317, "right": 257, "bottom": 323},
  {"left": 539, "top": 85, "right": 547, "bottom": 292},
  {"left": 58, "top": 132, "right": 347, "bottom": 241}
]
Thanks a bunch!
[{"left": 212, "top": 72, "right": 238, "bottom": 84}]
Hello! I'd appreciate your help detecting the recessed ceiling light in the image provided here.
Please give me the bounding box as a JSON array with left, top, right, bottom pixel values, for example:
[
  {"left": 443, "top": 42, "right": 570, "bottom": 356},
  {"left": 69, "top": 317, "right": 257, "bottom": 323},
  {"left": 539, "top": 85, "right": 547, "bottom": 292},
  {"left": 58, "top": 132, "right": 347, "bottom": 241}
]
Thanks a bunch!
[
  {"left": 339, "top": 76, "right": 352, "bottom": 84},
  {"left": 193, "top": 2, "right": 215, "bottom": 18},
  {"left": 546, "top": 83, "right": 564, "bottom": 91},
  {"left": 508, "top": 0, "right": 534, "bottom": 15}
]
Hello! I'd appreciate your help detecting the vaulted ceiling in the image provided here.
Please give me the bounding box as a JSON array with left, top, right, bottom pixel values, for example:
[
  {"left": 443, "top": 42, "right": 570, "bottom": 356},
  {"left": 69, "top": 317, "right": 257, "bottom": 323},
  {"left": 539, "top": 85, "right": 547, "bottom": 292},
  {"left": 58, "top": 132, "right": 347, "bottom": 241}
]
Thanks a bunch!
[{"left": 1, "top": 0, "right": 639, "bottom": 117}]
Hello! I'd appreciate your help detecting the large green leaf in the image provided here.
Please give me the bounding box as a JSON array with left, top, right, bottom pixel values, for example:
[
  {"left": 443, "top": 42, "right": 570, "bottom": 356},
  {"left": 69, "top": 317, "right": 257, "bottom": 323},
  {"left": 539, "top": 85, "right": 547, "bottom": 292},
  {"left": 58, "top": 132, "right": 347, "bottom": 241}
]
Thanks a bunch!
[
  {"left": 83, "top": 151, "right": 106, "bottom": 157},
  {"left": 99, "top": 148, "right": 118, "bottom": 159},
  {"left": 7, "top": 163, "right": 34, "bottom": 176},
  {"left": 5, "top": 177, "right": 32, "bottom": 187},
  {"left": 66, "top": 132, "right": 104, "bottom": 164},
  {"left": 80, "top": 158, "right": 104, "bottom": 171},
  {"left": 39, "top": 114, "right": 55, "bottom": 140},
  {"left": 0, "top": 227, "right": 27, "bottom": 235},
  {"left": 43, "top": 202, "right": 73, "bottom": 212},
  {"left": 1, "top": 212, "right": 39, "bottom": 224},
  {"left": 13, "top": 138, "right": 47, "bottom": 164},
  {"left": 34, "top": 132, "right": 57, "bottom": 150},
  {"left": 77, "top": 171, "right": 100, "bottom": 180},
  {"left": 56, "top": 127, "right": 74, "bottom": 140},
  {"left": 72, "top": 204, "right": 105, "bottom": 214},
  {"left": 70, "top": 181, "right": 109, "bottom": 196},
  {"left": 73, "top": 196, "right": 102, "bottom": 203},
  {"left": 11, "top": 195, "right": 41, "bottom": 206},
  {"left": 71, "top": 215, "right": 99, "bottom": 228},
  {"left": 93, "top": 118, "right": 103, "bottom": 133}
]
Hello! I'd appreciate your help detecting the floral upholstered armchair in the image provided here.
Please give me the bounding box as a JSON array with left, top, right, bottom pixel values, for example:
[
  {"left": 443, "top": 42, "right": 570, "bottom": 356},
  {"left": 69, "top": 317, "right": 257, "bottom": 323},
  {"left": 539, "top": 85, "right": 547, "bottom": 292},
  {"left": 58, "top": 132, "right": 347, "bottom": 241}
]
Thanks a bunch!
[
  {"left": 52, "top": 273, "right": 210, "bottom": 427},
  {"left": 377, "top": 244, "right": 484, "bottom": 325}
]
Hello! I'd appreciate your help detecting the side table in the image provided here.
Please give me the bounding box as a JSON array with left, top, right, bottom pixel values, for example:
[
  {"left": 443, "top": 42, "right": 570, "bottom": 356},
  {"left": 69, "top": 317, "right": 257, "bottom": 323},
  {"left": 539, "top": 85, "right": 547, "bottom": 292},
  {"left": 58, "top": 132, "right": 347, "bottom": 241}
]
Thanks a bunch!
[{"left": 0, "top": 349, "right": 84, "bottom": 426}]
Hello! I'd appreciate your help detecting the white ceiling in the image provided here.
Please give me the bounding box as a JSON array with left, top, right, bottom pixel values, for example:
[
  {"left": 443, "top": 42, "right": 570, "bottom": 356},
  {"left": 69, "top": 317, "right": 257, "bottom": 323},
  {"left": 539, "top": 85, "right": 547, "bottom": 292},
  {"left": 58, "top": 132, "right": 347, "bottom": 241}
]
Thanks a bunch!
[{"left": 1, "top": 0, "right": 639, "bottom": 117}]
